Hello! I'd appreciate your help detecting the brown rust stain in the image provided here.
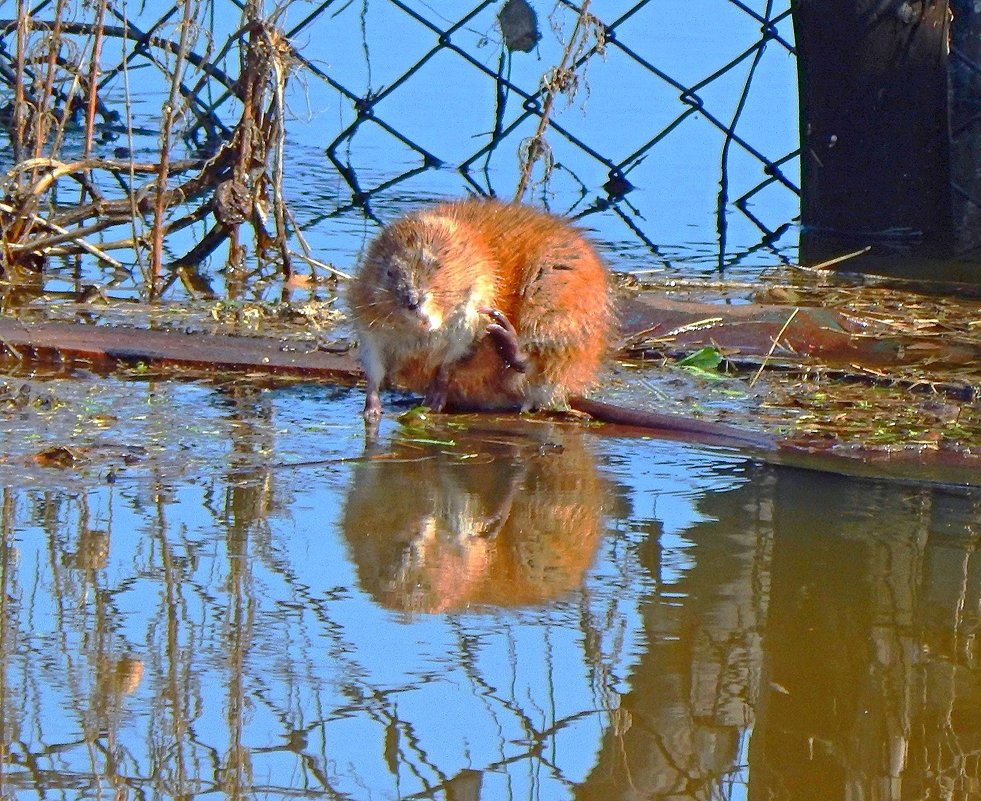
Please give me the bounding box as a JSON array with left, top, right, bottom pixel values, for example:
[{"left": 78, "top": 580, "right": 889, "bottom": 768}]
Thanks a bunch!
[{"left": 619, "top": 296, "right": 902, "bottom": 366}]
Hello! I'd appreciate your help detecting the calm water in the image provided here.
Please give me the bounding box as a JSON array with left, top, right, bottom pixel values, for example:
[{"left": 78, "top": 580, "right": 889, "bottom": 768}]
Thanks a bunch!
[{"left": 1, "top": 380, "right": 980, "bottom": 800}]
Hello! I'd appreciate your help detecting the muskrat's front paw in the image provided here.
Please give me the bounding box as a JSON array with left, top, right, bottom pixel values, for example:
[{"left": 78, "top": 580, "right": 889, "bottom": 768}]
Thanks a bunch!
[{"left": 481, "top": 307, "right": 529, "bottom": 373}]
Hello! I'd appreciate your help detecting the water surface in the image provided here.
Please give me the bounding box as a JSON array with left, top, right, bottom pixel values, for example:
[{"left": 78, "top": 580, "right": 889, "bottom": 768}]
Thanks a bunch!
[{"left": 1, "top": 380, "right": 979, "bottom": 800}]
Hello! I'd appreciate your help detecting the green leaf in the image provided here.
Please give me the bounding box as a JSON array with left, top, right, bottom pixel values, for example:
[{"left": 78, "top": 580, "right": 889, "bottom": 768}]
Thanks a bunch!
[
  {"left": 397, "top": 406, "right": 431, "bottom": 426},
  {"left": 676, "top": 347, "right": 728, "bottom": 382},
  {"left": 677, "top": 347, "right": 723, "bottom": 371}
]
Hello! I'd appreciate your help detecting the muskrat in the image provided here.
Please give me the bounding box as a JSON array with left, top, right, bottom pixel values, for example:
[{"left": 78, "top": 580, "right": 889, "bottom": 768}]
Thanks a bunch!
[{"left": 348, "top": 198, "right": 612, "bottom": 421}]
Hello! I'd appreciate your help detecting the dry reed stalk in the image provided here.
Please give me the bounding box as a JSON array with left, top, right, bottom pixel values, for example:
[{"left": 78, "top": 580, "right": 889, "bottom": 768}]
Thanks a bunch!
[
  {"left": 3, "top": 2, "right": 104, "bottom": 267},
  {"left": 82, "top": 0, "right": 108, "bottom": 200},
  {"left": 35, "top": 0, "right": 67, "bottom": 161},
  {"left": 12, "top": 0, "right": 28, "bottom": 164},
  {"left": 513, "top": 0, "right": 600, "bottom": 202},
  {"left": 265, "top": 22, "right": 291, "bottom": 278},
  {"left": 152, "top": 0, "right": 200, "bottom": 296},
  {"left": 0, "top": 200, "right": 123, "bottom": 268}
]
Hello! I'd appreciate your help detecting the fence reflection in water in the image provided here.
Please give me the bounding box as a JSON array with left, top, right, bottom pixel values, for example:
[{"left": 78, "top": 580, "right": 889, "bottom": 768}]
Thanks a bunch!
[{"left": 0, "top": 383, "right": 980, "bottom": 799}]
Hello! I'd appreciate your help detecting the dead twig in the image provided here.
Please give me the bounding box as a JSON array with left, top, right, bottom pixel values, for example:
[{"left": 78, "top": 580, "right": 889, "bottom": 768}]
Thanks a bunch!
[
  {"left": 805, "top": 246, "right": 873, "bottom": 271},
  {"left": 750, "top": 307, "right": 800, "bottom": 387},
  {"left": 151, "top": 0, "right": 200, "bottom": 294}
]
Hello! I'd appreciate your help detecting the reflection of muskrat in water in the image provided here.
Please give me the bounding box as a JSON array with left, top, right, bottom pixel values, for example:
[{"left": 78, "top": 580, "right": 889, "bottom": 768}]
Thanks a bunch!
[
  {"left": 347, "top": 198, "right": 612, "bottom": 420},
  {"left": 341, "top": 427, "right": 608, "bottom": 614}
]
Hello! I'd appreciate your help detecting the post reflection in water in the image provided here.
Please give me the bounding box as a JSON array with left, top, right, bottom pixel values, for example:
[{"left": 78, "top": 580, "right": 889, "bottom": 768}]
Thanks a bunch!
[
  {"left": 750, "top": 474, "right": 981, "bottom": 801},
  {"left": 0, "top": 385, "right": 980, "bottom": 800}
]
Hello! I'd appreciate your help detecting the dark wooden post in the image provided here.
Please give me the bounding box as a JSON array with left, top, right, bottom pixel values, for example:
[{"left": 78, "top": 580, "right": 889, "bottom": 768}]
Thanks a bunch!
[
  {"left": 948, "top": 0, "right": 981, "bottom": 259},
  {"left": 793, "top": 0, "right": 969, "bottom": 273}
]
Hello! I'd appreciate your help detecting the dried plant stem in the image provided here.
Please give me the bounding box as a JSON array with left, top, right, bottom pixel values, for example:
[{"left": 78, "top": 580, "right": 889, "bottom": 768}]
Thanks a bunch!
[
  {"left": 113, "top": 2, "right": 150, "bottom": 289},
  {"left": 8, "top": 156, "right": 205, "bottom": 177},
  {"left": 807, "top": 246, "right": 872, "bottom": 271},
  {"left": 152, "top": 0, "right": 199, "bottom": 295},
  {"left": 12, "top": 0, "right": 28, "bottom": 165},
  {"left": 0, "top": 18, "right": 240, "bottom": 96},
  {"left": 0, "top": 0, "right": 298, "bottom": 296},
  {"left": 750, "top": 307, "right": 800, "bottom": 387},
  {"left": 265, "top": 23, "right": 291, "bottom": 277},
  {"left": 35, "top": 0, "right": 68, "bottom": 161},
  {"left": 0, "top": 201, "right": 124, "bottom": 268},
  {"left": 10, "top": 158, "right": 112, "bottom": 197},
  {"left": 289, "top": 251, "right": 351, "bottom": 281},
  {"left": 513, "top": 0, "right": 592, "bottom": 203},
  {"left": 83, "top": 0, "right": 108, "bottom": 165},
  {"left": 285, "top": 205, "right": 352, "bottom": 281}
]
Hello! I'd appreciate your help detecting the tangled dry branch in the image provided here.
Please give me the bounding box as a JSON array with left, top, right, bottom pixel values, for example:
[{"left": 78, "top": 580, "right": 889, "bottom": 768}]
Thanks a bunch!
[{"left": 0, "top": 0, "right": 304, "bottom": 300}]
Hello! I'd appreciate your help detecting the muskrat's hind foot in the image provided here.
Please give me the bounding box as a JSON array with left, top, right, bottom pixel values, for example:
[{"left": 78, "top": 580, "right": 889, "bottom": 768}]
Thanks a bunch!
[
  {"left": 424, "top": 365, "right": 451, "bottom": 411},
  {"left": 482, "top": 307, "right": 529, "bottom": 373}
]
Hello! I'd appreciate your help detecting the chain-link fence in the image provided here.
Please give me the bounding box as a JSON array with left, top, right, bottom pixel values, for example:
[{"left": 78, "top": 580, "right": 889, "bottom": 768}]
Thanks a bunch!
[
  {"left": 291, "top": 0, "right": 800, "bottom": 274},
  {"left": 0, "top": 0, "right": 799, "bottom": 292}
]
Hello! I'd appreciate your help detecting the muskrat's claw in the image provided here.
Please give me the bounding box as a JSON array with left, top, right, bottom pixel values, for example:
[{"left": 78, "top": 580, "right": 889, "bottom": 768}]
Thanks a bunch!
[
  {"left": 480, "top": 307, "right": 510, "bottom": 327},
  {"left": 481, "top": 307, "right": 529, "bottom": 373}
]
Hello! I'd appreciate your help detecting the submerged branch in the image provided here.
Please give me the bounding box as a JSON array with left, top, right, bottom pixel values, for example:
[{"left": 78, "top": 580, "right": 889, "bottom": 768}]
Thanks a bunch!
[{"left": 0, "top": 200, "right": 124, "bottom": 268}]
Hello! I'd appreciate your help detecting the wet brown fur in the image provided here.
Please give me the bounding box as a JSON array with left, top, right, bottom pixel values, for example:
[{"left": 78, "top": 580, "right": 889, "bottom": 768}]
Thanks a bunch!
[{"left": 348, "top": 198, "right": 612, "bottom": 415}]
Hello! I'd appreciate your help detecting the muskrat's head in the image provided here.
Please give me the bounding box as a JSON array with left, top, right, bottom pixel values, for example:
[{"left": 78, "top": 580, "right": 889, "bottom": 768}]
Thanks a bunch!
[{"left": 357, "top": 213, "right": 486, "bottom": 333}]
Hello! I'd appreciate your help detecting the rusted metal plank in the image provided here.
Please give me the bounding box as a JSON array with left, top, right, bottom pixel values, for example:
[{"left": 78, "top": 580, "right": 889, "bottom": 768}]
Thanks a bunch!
[
  {"left": 618, "top": 295, "right": 981, "bottom": 371},
  {"left": 1, "top": 297, "right": 977, "bottom": 381},
  {"left": 0, "top": 310, "right": 978, "bottom": 480},
  {"left": 0, "top": 317, "right": 361, "bottom": 381}
]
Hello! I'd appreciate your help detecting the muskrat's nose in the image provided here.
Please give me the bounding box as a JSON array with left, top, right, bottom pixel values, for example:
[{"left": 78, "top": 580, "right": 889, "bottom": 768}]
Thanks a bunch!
[{"left": 404, "top": 290, "right": 421, "bottom": 311}]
